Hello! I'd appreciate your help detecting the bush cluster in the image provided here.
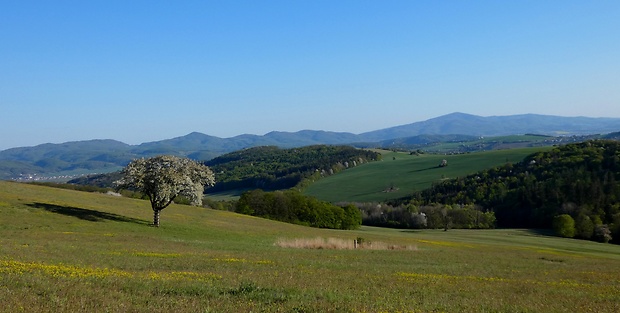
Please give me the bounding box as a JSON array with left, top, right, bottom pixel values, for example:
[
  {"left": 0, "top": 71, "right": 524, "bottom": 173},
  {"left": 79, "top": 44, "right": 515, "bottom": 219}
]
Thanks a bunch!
[{"left": 236, "top": 189, "right": 361, "bottom": 230}]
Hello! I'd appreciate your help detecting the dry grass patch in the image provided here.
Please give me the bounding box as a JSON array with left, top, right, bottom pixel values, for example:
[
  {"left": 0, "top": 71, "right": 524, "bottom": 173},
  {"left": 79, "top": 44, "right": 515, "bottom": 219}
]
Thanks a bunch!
[{"left": 275, "top": 237, "right": 417, "bottom": 251}]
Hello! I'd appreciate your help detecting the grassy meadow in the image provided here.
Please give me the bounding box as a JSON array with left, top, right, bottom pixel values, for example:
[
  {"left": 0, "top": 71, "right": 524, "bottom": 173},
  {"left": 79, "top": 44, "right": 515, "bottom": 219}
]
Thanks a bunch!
[
  {"left": 1, "top": 180, "right": 620, "bottom": 312},
  {"left": 304, "top": 147, "right": 550, "bottom": 202}
]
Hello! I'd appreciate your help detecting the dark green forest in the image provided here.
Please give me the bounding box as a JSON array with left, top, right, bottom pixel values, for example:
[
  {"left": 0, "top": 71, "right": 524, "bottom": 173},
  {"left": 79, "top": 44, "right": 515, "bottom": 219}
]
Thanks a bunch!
[
  {"left": 204, "top": 145, "right": 381, "bottom": 192},
  {"left": 391, "top": 140, "right": 620, "bottom": 242}
]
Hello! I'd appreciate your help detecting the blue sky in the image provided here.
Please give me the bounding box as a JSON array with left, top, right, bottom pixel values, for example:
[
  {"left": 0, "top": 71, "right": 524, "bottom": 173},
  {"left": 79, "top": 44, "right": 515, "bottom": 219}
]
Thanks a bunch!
[{"left": 1, "top": 1, "right": 619, "bottom": 150}]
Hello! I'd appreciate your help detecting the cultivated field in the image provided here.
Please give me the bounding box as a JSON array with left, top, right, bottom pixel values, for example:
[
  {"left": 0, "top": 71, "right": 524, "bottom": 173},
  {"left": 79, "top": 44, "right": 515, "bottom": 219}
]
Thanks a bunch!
[
  {"left": 1, "top": 181, "right": 619, "bottom": 312},
  {"left": 304, "top": 147, "right": 550, "bottom": 202}
]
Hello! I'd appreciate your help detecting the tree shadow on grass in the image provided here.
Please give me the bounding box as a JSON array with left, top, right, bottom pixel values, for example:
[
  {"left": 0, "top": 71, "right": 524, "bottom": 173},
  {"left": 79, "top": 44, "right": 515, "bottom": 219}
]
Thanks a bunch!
[
  {"left": 28, "top": 202, "right": 149, "bottom": 225},
  {"left": 516, "top": 228, "right": 555, "bottom": 237},
  {"left": 400, "top": 230, "right": 424, "bottom": 233},
  {"left": 407, "top": 166, "right": 440, "bottom": 173}
]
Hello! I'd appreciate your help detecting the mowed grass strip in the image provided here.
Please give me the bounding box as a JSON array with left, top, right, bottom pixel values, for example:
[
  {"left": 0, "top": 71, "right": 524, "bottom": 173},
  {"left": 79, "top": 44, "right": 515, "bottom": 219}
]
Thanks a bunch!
[
  {"left": 1, "top": 181, "right": 620, "bottom": 312},
  {"left": 304, "top": 147, "right": 549, "bottom": 202}
]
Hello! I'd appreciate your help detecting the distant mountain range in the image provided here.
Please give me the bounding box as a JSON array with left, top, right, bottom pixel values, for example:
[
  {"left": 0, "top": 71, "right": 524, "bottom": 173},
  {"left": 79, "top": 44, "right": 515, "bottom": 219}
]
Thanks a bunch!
[
  {"left": 2, "top": 112, "right": 620, "bottom": 181},
  {"left": 357, "top": 112, "right": 620, "bottom": 141}
]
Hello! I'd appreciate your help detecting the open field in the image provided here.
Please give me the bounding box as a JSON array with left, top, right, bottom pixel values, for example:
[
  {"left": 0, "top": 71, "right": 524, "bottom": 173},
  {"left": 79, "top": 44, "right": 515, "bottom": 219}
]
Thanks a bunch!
[
  {"left": 304, "top": 147, "right": 551, "bottom": 202},
  {"left": 416, "top": 134, "right": 554, "bottom": 153},
  {"left": 1, "top": 180, "right": 619, "bottom": 312}
]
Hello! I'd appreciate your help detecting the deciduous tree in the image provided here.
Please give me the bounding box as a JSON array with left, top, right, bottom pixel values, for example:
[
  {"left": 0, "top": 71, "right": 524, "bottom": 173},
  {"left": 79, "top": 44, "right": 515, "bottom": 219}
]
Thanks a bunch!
[
  {"left": 552, "top": 214, "right": 575, "bottom": 238},
  {"left": 116, "top": 155, "right": 215, "bottom": 227}
]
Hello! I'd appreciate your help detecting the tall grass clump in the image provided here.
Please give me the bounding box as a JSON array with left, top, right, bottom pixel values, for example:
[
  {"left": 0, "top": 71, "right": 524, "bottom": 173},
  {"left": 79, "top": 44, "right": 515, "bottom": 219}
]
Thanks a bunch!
[{"left": 275, "top": 237, "right": 417, "bottom": 250}]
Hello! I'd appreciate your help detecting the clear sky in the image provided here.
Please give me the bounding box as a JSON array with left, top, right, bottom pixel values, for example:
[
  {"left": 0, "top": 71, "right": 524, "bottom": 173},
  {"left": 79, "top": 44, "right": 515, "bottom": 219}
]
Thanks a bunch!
[{"left": 1, "top": 1, "right": 619, "bottom": 151}]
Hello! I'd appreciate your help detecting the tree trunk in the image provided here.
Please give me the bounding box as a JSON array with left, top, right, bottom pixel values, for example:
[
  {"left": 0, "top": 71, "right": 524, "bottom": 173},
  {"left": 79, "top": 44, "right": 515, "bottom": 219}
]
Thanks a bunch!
[{"left": 153, "top": 209, "right": 161, "bottom": 227}]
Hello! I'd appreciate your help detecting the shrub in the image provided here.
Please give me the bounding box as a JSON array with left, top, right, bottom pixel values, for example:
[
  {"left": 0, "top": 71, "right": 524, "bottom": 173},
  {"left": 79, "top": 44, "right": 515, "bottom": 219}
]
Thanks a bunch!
[
  {"left": 594, "top": 224, "right": 612, "bottom": 243},
  {"left": 574, "top": 214, "right": 594, "bottom": 239},
  {"left": 552, "top": 214, "right": 575, "bottom": 238}
]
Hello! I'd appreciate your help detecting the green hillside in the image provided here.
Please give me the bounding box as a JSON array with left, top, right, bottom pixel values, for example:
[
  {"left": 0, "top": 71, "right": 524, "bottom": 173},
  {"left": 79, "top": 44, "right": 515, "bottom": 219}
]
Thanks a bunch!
[
  {"left": 205, "top": 145, "right": 381, "bottom": 192},
  {"left": 1, "top": 181, "right": 619, "bottom": 312},
  {"left": 400, "top": 140, "right": 620, "bottom": 234},
  {"left": 304, "top": 147, "right": 550, "bottom": 202}
]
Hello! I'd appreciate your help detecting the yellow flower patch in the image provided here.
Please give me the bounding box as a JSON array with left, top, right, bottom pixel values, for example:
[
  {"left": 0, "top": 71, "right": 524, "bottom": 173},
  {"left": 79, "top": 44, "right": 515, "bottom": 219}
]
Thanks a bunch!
[
  {"left": 133, "top": 252, "right": 182, "bottom": 258},
  {"left": 0, "top": 259, "right": 131, "bottom": 279},
  {"left": 211, "top": 257, "right": 274, "bottom": 265},
  {"left": 416, "top": 239, "right": 474, "bottom": 248},
  {"left": 147, "top": 271, "right": 221, "bottom": 281},
  {"left": 397, "top": 271, "right": 506, "bottom": 283},
  {"left": 396, "top": 271, "right": 609, "bottom": 290},
  {"left": 0, "top": 259, "right": 221, "bottom": 282}
]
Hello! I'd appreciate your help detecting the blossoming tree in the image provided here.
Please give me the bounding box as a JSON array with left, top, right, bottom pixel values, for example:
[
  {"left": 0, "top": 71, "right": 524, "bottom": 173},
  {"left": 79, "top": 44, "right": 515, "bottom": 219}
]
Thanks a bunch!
[{"left": 115, "top": 155, "right": 215, "bottom": 227}]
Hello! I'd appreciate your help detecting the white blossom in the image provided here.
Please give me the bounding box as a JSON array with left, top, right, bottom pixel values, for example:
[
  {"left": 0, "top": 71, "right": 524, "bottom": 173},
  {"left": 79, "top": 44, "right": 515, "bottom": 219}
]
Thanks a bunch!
[{"left": 115, "top": 155, "right": 215, "bottom": 226}]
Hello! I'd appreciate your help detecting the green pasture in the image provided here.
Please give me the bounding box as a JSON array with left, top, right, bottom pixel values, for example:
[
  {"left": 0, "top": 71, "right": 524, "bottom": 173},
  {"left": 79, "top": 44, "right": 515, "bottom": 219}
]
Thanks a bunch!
[
  {"left": 1, "top": 181, "right": 619, "bottom": 312},
  {"left": 304, "top": 147, "right": 550, "bottom": 202}
]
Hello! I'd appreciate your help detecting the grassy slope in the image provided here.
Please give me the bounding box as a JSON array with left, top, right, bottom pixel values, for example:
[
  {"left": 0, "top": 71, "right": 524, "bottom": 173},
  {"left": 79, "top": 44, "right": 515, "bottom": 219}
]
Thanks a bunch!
[
  {"left": 1, "top": 181, "right": 620, "bottom": 312},
  {"left": 304, "top": 147, "right": 551, "bottom": 202}
]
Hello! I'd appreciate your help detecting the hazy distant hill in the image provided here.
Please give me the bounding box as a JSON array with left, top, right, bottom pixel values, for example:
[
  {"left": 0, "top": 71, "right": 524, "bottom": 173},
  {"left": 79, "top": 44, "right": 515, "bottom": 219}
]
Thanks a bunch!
[
  {"left": 358, "top": 112, "right": 620, "bottom": 141},
  {"left": 0, "top": 140, "right": 132, "bottom": 179},
  {"left": 2, "top": 112, "right": 620, "bottom": 180},
  {"left": 0, "top": 131, "right": 366, "bottom": 180}
]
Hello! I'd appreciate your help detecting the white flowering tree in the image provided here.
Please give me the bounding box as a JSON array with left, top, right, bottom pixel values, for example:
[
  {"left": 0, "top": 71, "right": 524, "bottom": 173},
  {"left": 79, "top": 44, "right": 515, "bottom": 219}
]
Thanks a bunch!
[{"left": 115, "top": 155, "right": 215, "bottom": 227}]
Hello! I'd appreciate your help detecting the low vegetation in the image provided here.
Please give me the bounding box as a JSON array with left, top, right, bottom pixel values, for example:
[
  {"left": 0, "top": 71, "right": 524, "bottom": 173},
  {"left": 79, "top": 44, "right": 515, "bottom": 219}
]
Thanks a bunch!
[
  {"left": 275, "top": 237, "right": 418, "bottom": 250},
  {"left": 1, "top": 181, "right": 619, "bottom": 312},
  {"left": 236, "top": 189, "right": 361, "bottom": 230}
]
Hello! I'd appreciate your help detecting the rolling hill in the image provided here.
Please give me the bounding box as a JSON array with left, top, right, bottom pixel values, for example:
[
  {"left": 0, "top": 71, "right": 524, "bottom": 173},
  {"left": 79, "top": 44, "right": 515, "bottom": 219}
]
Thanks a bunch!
[
  {"left": 2, "top": 112, "right": 620, "bottom": 180},
  {"left": 397, "top": 140, "right": 620, "bottom": 232},
  {"left": 303, "top": 147, "right": 550, "bottom": 202},
  {"left": 359, "top": 112, "right": 620, "bottom": 141},
  {"left": 1, "top": 180, "right": 620, "bottom": 312}
]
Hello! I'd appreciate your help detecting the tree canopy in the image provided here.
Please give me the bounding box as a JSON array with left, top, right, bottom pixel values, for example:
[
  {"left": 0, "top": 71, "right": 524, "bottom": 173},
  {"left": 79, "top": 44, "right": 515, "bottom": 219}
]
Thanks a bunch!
[{"left": 115, "top": 155, "right": 215, "bottom": 226}]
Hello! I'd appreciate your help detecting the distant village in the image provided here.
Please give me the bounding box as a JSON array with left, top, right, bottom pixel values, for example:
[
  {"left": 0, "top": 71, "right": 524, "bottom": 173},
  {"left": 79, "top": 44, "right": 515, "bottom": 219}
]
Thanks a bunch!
[{"left": 12, "top": 173, "right": 96, "bottom": 183}]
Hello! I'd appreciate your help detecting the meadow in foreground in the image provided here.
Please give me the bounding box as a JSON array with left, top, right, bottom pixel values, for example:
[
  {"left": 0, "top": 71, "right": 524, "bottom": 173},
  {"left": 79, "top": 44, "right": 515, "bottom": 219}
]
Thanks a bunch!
[{"left": 1, "top": 181, "right": 619, "bottom": 312}]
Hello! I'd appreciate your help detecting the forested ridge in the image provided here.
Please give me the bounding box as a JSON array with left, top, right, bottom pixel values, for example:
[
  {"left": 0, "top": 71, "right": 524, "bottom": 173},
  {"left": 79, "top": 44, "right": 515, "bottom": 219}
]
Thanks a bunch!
[
  {"left": 393, "top": 140, "right": 620, "bottom": 242},
  {"left": 204, "top": 145, "right": 381, "bottom": 192}
]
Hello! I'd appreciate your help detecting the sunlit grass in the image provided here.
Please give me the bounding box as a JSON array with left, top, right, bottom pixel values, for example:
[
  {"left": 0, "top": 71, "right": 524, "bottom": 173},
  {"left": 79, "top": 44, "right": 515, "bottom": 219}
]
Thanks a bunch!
[{"left": 1, "top": 181, "right": 620, "bottom": 312}]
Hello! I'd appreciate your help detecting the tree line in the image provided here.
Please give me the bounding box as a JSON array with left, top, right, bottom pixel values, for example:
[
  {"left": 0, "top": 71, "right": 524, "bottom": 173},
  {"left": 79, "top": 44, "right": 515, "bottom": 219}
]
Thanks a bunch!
[
  {"left": 345, "top": 202, "right": 495, "bottom": 230},
  {"left": 236, "top": 189, "right": 362, "bottom": 230},
  {"left": 390, "top": 140, "right": 620, "bottom": 243}
]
